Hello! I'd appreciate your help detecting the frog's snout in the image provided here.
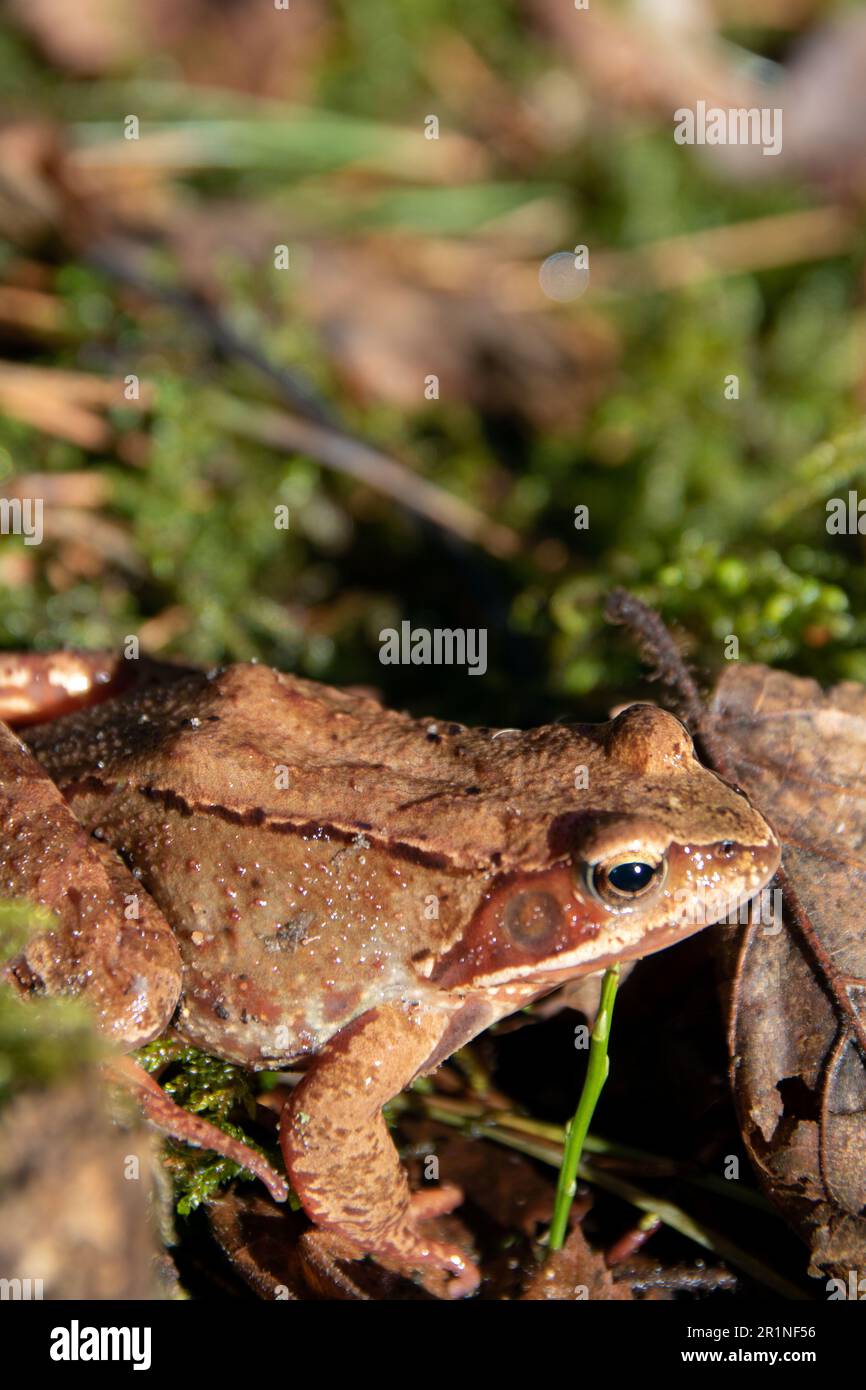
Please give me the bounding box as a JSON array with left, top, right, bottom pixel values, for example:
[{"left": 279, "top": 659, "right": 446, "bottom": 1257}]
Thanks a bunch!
[
  {"left": 717, "top": 783, "right": 781, "bottom": 899},
  {"left": 747, "top": 834, "right": 782, "bottom": 893},
  {"left": 713, "top": 831, "right": 781, "bottom": 922}
]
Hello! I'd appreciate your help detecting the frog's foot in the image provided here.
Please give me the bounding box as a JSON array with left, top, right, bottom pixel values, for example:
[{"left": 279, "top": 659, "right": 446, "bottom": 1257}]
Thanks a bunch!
[
  {"left": 110, "top": 1056, "right": 289, "bottom": 1204},
  {"left": 299, "top": 1206, "right": 478, "bottom": 1300},
  {"left": 373, "top": 1195, "right": 480, "bottom": 1298},
  {"left": 293, "top": 1164, "right": 479, "bottom": 1298},
  {"left": 409, "top": 1182, "right": 464, "bottom": 1218}
]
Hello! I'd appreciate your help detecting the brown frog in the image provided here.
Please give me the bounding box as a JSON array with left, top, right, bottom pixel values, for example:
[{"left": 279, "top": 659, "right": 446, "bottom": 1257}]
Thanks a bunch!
[{"left": 0, "top": 652, "right": 780, "bottom": 1296}]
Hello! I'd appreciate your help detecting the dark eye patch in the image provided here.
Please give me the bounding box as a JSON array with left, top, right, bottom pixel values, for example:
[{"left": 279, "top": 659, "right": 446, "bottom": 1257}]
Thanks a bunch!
[{"left": 502, "top": 890, "right": 563, "bottom": 950}]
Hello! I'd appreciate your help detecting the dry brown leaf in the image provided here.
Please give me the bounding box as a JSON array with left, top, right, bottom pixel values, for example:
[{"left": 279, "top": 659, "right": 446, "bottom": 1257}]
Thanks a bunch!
[
  {"left": 707, "top": 663, "right": 866, "bottom": 1283},
  {"left": 0, "top": 285, "right": 64, "bottom": 340},
  {"left": 6, "top": 0, "right": 328, "bottom": 100},
  {"left": 1, "top": 471, "right": 111, "bottom": 508},
  {"left": 522, "top": 1225, "right": 635, "bottom": 1301},
  {"left": 527, "top": 0, "right": 757, "bottom": 118}
]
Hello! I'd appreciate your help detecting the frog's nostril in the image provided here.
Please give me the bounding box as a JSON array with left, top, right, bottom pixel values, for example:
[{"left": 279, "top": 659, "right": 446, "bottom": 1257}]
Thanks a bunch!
[{"left": 752, "top": 840, "right": 781, "bottom": 884}]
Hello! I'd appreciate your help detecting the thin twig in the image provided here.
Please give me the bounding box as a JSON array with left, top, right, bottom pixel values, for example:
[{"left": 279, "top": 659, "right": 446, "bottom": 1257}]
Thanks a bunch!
[
  {"left": 591, "top": 208, "right": 856, "bottom": 295},
  {"left": 769, "top": 867, "right": 866, "bottom": 1067},
  {"left": 214, "top": 394, "right": 519, "bottom": 557},
  {"left": 604, "top": 588, "right": 706, "bottom": 726},
  {"left": 86, "top": 241, "right": 336, "bottom": 428}
]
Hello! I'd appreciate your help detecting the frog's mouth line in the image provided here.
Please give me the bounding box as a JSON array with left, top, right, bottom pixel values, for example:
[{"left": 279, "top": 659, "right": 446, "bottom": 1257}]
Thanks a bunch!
[{"left": 525, "top": 903, "right": 751, "bottom": 986}]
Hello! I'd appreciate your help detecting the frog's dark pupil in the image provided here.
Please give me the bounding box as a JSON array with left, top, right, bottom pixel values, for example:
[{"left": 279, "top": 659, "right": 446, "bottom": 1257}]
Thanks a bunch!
[{"left": 607, "top": 861, "right": 655, "bottom": 893}]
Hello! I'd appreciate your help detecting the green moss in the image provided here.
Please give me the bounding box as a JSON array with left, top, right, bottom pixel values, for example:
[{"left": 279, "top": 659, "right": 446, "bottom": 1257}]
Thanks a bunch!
[{"left": 136, "top": 1039, "right": 289, "bottom": 1214}]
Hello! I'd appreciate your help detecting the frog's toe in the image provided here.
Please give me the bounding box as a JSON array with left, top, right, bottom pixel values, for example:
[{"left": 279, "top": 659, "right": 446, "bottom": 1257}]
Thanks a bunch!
[
  {"left": 299, "top": 1225, "right": 479, "bottom": 1299},
  {"left": 417, "top": 1242, "right": 480, "bottom": 1299},
  {"left": 408, "top": 1182, "right": 464, "bottom": 1221},
  {"left": 112, "top": 1057, "right": 289, "bottom": 1203},
  {"left": 377, "top": 1234, "right": 479, "bottom": 1299},
  {"left": 311, "top": 1193, "right": 480, "bottom": 1298},
  {"left": 377, "top": 1203, "right": 479, "bottom": 1298}
]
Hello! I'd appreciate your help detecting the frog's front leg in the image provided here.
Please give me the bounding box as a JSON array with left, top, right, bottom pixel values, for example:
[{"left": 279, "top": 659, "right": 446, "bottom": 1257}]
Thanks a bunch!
[{"left": 280, "top": 1001, "right": 479, "bottom": 1298}]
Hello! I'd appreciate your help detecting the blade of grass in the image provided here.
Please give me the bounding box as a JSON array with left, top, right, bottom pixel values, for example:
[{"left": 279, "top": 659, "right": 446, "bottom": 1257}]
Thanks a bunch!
[{"left": 548, "top": 964, "right": 619, "bottom": 1251}]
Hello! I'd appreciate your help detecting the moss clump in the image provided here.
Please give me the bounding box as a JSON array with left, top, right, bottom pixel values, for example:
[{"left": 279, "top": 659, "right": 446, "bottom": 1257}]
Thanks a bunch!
[{"left": 136, "top": 1037, "right": 287, "bottom": 1214}]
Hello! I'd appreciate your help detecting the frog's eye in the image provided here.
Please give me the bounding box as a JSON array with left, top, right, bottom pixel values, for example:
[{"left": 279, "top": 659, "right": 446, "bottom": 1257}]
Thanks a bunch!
[{"left": 584, "top": 853, "right": 666, "bottom": 908}]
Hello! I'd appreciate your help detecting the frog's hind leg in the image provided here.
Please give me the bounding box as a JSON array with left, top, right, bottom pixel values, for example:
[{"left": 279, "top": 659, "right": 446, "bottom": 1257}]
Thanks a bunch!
[
  {"left": 0, "top": 648, "right": 195, "bottom": 1042},
  {"left": 280, "top": 1002, "right": 479, "bottom": 1299}
]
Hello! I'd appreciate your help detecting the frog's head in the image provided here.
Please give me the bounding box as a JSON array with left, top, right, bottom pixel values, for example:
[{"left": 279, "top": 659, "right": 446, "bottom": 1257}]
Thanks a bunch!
[{"left": 431, "top": 704, "right": 780, "bottom": 991}]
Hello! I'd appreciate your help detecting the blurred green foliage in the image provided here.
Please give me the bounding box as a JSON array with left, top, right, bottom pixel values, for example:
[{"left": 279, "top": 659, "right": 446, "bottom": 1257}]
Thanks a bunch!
[{"left": 1, "top": 18, "right": 863, "bottom": 716}]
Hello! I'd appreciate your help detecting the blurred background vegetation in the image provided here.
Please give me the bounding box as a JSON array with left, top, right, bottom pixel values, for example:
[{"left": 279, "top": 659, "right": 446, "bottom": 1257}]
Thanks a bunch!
[{"left": 0, "top": 0, "right": 865, "bottom": 730}]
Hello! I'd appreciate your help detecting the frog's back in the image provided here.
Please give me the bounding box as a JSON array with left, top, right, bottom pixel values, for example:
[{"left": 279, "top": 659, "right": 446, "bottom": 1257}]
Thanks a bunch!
[
  {"left": 26, "top": 664, "right": 507, "bottom": 1064},
  {"left": 27, "top": 662, "right": 608, "bottom": 873}
]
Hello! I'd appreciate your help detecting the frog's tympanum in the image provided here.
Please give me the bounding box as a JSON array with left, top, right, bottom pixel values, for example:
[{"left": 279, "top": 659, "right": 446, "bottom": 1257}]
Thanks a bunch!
[{"left": 0, "top": 653, "right": 779, "bottom": 1296}]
